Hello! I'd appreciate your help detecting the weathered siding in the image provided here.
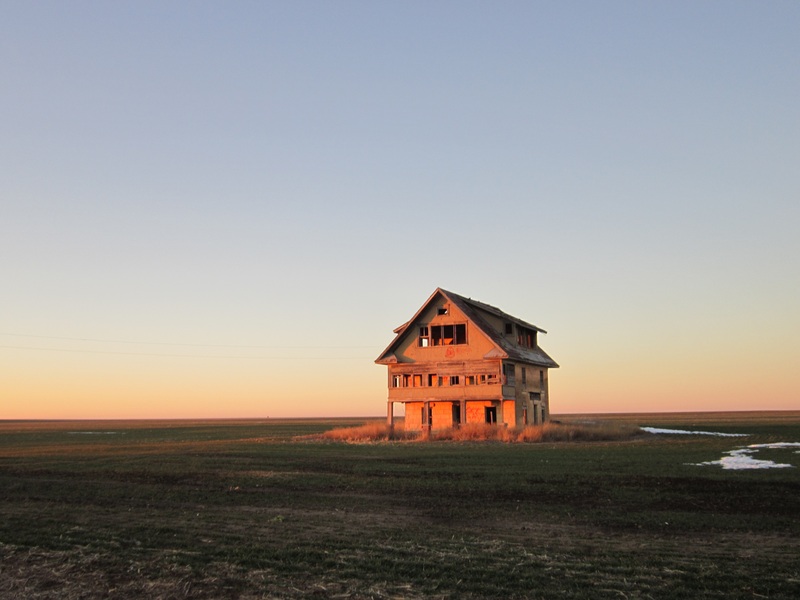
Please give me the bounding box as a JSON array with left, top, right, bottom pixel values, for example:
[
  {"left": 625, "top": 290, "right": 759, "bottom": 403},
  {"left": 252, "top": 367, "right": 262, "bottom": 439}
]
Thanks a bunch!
[
  {"left": 380, "top": 289, "right": 556, "bottom": 431},
  {"left": 392, "top": 299, "right": 498, "bottom": 364}
]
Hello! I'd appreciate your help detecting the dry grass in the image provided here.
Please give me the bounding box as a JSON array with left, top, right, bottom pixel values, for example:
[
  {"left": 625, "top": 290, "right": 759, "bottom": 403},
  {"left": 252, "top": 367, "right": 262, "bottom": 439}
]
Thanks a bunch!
[
  {"left": 432, "top": 420, "right": 642, "bottom": 443},
  {"left": 317, "top": 421, "right": 416, "bottom": 442},
  {"left": 315, "top": 420, "right": 642, "bottom": 443}
]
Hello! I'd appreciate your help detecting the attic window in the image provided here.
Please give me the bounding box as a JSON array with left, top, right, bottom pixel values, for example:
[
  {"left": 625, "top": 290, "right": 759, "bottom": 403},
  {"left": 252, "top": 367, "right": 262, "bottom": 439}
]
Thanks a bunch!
[
  {"left": 504, "top": 323, "right": 513, "bottom": 335},
  {"left": 517, "top": 326, "right": 537, "bottom": 348},
  {"left": 430, "top": 323, "right": 467, "bottom": 346},
  {"left": 418, "top": 326, "right": 429, "bottom": 347},
  {"left": 437, "top": 307, "right": 449, "bottom": 316}
]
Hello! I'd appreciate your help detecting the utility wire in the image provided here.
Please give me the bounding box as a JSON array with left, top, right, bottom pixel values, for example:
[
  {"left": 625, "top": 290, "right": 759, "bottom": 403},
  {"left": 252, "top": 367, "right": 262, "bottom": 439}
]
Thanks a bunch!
[
  {"left": 0, "top": 332, "right": 376, "bottom": 350},
  {"left": 0, "top": 344, "right": 371, "bottom": 360}
]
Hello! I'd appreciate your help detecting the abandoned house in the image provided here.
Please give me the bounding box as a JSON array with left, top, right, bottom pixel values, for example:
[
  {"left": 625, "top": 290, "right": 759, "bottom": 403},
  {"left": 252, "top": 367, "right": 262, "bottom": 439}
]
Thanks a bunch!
[{"left": 375, "top": 288, "right": 559, "bottom": 431}]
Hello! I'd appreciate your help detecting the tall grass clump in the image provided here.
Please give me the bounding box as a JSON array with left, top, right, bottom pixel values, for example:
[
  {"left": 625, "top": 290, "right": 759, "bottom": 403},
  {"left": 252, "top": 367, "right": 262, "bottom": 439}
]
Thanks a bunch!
[
  {"left": 430, "top": 423, "right": 498, "bottom": 441},
  {"left": 431, "top": 420, "right": 641, "bottom": 443},
  {"left": 317, "top": 422, "right": 416, "bottom": 442}
]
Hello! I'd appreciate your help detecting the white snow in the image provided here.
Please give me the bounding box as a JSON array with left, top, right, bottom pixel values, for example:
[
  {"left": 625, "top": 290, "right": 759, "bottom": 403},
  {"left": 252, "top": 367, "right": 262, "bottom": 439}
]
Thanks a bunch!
[
  {"left": 641, "top": 428, "right": 800, "bottom": 470},
  {"left": 693, "top": 442, "right": 800, "bottom": 470},
  {"left": 640, "top": 427, "right": 748, "bottom": 437}
]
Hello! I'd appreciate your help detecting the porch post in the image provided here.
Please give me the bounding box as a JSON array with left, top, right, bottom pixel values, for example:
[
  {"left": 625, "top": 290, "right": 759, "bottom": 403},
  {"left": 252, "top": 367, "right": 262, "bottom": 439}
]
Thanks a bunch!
[
  {"left": 387, "top": 401, "right": 394, "bottom": 430},
  {"left": 460, "top": 400, "right": 466, "bottom": 426},
  {"left": 423, "top": 400, "right": 431, "bottom": 432}
]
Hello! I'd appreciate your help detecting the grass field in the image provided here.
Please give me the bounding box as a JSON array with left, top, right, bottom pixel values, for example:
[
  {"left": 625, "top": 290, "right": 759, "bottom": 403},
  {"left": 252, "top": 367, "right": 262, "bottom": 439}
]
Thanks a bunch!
[{"left": 1, "top": 412, "right": 799, "bottom": 599}]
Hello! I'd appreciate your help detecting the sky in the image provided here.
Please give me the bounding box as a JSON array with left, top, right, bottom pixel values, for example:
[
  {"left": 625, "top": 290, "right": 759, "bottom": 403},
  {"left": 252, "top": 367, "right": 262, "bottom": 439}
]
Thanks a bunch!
[{"left": 2, "top": 1, "right": 798, "bottom": 419}]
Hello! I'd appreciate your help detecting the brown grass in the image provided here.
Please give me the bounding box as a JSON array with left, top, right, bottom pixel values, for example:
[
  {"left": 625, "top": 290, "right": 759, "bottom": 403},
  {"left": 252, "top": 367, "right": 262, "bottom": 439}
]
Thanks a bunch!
[
  {"left": 315, "top": 420, "right": 642, "bottom": 443},
  {"left": 317, "top": 422, "right": 416, "bottom": 442},
  {"left": 432, "top": 421, "right": 641, "bottom": 443}
]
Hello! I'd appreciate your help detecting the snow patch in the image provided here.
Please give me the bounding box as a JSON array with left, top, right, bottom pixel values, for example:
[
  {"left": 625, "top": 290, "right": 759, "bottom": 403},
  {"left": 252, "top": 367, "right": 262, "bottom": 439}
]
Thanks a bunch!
[
  {"left": 693, "top": 443, "right": 800, "bottom": 470},
  {"left": 641, "top": 427, "right": 748, "bottom": 437}
]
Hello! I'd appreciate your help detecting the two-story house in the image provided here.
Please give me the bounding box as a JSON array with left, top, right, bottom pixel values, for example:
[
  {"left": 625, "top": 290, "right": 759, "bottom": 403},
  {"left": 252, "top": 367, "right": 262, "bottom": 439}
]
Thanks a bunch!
[{"left": 375, "top": 288, "right": 558, "bottom": 431}]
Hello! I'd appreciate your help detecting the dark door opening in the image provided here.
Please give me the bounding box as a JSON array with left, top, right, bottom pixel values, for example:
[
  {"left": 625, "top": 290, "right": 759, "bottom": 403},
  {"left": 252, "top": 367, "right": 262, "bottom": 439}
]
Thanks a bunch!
[
  {"left": 484, "top": 406, "right": 497, "bottom": 424},
  {"left": 421, "top": 406, "right": 433, "bottom": 429},
  {"left": 452, "top": 404, "right": 461, "bottom": 427}
]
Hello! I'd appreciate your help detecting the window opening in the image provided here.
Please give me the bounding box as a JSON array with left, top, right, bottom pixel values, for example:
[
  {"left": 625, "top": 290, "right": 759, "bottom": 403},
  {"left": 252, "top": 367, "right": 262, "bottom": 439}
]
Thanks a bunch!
[
  {"left": 503, "top": 363, "right": 516, "bottom": 385},
  {"left": 517, "top": 326, "right": 537, "bottom": 348},
  {"left": 430, "top": 323, "right": 467, "bottom": 346},
  {"left": 418, "top": 326, "right": 429, "bottom": 347},
  {"left": 449, "top": 375, "right": 460, "bottom": 386},
  {"left": 485, "top": 407, "right": 497, "bottom": 424}
]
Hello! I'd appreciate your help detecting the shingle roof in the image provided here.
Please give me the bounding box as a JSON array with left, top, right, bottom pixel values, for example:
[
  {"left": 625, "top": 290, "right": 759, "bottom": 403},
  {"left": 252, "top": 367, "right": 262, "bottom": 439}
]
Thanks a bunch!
[{"left": 442, "top": 289, "right": 559, "bottom": 368}]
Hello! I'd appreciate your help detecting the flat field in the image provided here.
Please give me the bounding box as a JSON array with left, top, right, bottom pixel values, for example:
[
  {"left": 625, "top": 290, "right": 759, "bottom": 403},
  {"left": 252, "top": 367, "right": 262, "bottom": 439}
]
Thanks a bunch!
[{"left": 1, "top": 412, "right": 799, "bottom": 599}]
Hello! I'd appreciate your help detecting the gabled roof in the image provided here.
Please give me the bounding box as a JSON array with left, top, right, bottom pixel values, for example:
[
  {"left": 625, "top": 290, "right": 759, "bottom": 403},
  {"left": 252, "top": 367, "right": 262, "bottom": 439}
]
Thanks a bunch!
[{"left": 375, "top": 288, "right": 559, "bottom": 368}]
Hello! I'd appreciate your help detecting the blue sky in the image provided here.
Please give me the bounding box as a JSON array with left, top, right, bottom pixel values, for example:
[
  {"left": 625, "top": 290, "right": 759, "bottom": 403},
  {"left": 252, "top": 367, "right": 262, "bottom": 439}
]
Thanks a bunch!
[{"left": 2, "top": 2, "right": 798, "bottom": 418}]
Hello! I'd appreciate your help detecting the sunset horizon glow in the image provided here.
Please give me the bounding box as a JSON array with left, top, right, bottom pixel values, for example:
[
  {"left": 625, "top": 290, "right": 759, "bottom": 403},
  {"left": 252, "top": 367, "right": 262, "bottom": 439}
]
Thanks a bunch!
[{"left": 2, "top": 3, "right": 798, "bottom": 420}]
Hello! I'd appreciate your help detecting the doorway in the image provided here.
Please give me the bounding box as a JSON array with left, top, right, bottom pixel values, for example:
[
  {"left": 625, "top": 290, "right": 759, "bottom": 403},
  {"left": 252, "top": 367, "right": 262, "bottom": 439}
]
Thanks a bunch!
[
  {"left": 452, "top": 403, "right": 461, "bottom": 427},
  {"left": 484, "top": 406, "right": 497, "bottom": 424}
]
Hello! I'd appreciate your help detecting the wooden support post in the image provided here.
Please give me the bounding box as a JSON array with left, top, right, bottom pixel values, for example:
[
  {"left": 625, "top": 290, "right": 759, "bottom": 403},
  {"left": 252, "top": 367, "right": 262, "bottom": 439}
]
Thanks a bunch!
[{"left": 387, "top": 401, "right": 394, "bottom": 430}]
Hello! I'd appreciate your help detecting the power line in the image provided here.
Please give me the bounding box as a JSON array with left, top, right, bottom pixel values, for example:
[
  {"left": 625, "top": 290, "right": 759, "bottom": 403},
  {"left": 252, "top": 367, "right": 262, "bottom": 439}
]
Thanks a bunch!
[
  {"left": 0, "top": 344, "right": 371, "bottom": 360},
  {"left": 0, "top": 332, "right": 376, "bottom": 350}
]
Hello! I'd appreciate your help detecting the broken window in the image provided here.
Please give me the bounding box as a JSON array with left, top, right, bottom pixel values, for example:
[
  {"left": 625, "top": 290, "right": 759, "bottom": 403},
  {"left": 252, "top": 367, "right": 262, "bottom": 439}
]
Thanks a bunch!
[
  {"left": 517, "top": 326, "right": 537, "bottom": 348},
  {"left": 428, "top": 374, "right": 437, "bottom": 387},
  {"left": 504, "top": 323, "right": 513, "bottom": 335},
  {"left": 402, "top": 374, "right": 410, "bottom": 387},
  {"left": 503, "top": 363, "right": 516, "bottom": 385},
  {"left": 449, "top": 375, "right": 460, "bottom": 386},
  {"left": 430, "top": 323, "right": 467, "bottom": 346},
  {"left": 481, "top": 374, "right": 500, "bottom": 385},
  {"left": 392, "top": 375, "right": 402, "bottom": 388},
  {"left": 418, "top": 326, "right": 429, "bottom": 347},
  {"left": 465, "top": 375, "right": 476, "bottom": 386},
  {"left": 521, "top": 367, "right": 527, "bottom": 385},
  {"left": 437, "top": 306, "right": 449, "bottom": 315},
  {"left": 413, "top": 374, "right": 423, "bottom": 387}
]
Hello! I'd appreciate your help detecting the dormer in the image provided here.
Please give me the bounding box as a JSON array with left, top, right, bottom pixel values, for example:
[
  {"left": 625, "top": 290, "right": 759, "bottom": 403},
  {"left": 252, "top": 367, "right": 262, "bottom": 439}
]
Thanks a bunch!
[{"left": 516, "top": 325, "right": 538, "bottom": 349}]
